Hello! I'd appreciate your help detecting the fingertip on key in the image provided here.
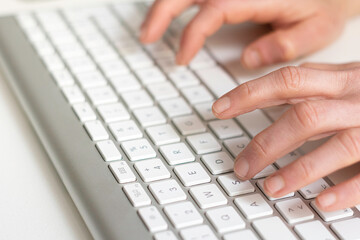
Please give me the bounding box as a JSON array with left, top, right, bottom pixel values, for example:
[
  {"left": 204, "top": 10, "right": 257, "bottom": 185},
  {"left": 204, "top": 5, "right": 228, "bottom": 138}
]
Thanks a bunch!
[{"left": 212, "top": 96, "right": 231, "bottom": 115}]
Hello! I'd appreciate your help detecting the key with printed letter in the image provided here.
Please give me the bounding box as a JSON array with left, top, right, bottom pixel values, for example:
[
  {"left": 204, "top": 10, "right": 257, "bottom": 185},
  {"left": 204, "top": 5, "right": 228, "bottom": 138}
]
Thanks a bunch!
[
  {"left": 218, "top": 173, "right": 255, "bottom": 196},
  {"left": 159, "top": 142, "right": 195, "bottom": 165},
  {"left": 206, "top": 206, "right": 245, "bottom": 233},
  {"left": 190, "top": 184, "right": 228, "bottom": 209},
  {"left": 187, "top": 133, "right": 221, "bottom": 155},
  {"left": 174, "top": 162, "right": 211, "bottom": 187}
]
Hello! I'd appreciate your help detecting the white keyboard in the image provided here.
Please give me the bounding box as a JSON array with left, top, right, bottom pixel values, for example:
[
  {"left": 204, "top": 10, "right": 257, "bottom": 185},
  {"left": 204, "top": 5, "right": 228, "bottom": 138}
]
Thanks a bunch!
[{"left": 16, "top": 2, "right": 360, "bottom": 240}]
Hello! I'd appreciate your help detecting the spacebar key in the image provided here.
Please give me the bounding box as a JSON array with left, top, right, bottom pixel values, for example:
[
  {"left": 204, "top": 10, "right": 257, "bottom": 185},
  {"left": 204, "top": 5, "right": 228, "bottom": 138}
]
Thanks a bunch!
[{"left": 195, "top": 66, "right": 237, "bottom": 98}]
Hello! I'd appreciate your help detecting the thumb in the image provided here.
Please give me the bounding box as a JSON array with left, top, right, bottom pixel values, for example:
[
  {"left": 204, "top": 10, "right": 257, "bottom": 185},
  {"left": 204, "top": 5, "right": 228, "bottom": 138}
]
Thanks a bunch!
[{"left": 241, "top": 15, "right": 344, "bottom": 69}]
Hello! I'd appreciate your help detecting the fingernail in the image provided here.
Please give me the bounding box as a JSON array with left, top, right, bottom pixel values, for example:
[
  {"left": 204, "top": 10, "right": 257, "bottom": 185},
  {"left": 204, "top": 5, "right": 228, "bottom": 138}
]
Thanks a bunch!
[
  {"left": 213, "top": 97, "right": 231, "bottom": 114},
  {"left": 244, "top": 48, "right": 262, "bottom": 68},
  {"left": 234, "top": 157, "right": 249, "bottom": 179},
  {"left": 264, "top": 175, "right": 285, "bottom": 194},
  {"left": 317, "top": 193, "right": 336, "bottom": 208}
]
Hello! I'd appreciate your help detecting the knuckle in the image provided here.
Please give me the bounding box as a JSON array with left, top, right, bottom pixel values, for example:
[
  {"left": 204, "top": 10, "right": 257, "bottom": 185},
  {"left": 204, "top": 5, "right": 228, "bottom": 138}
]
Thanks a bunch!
[
  {"left": 296, "top": 158, "right": 315, "bottom": 180},
  {"left": 292, "top": 102, "right": 320, "bottom": 129},
  {"left": 350, "top": 176, "right": 360, "bottom": 196},
  {"left": 337, "top": 129, "right": 360, "bottom": 158},
  {"left": 237, "top": 81, "right": 255, "bottom": 99},
  {"left": 278, "top": 66, "right": 304, "bottom": 91},
  {"left": 251, "top": 135, "right": 270, "bottom": 158},
  {"left": 274, "top": 32, "right": 296, "bottom": 61}
]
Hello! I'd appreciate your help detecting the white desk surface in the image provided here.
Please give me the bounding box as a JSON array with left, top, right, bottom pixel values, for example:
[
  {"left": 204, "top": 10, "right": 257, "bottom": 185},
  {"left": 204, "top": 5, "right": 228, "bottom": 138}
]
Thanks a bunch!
[{"left": 0, "top": 1, "right": 359, "bottom": 239}]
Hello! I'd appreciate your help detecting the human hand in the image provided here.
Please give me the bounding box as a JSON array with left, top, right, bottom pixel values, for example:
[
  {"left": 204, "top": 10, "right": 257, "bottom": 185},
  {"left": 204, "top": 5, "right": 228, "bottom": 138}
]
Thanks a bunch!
[
  {"left": 140, "top": 0, "right": 356, "bottom": 68},
  {"left": 212, "top": 62, "right": 360, "bottom": 211}
]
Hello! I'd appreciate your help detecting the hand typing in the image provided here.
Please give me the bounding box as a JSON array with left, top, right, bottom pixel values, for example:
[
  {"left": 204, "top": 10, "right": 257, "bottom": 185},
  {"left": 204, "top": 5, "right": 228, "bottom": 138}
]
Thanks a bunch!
[
  {"left": 140, "top": 0, "right": 359, "bottom": 68},
  {"left": 213, "top": 62, "right": 360, "bottom": 211}
]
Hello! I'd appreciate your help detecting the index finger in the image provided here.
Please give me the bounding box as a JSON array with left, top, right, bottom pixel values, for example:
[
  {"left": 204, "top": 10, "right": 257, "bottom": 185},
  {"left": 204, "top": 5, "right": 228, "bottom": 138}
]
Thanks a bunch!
[
  {"left": 140, "top": 0, "right": 195, "bottom": 43},
  {"left": 212, "top": 66, "right": 350, "bottom": 119}
]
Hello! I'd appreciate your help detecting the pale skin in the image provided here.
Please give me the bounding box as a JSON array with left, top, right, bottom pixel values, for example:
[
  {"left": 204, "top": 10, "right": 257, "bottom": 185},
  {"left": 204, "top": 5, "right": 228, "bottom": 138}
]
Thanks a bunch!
[{"left": 141, "top": 0, "right": 360, "bottom": 211}]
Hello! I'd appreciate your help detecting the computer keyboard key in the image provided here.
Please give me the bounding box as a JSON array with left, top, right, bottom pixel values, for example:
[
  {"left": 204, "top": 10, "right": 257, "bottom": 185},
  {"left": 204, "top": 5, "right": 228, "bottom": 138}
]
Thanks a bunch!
[
  {"left": 76, "top": 70, "right": 107, "bottom": 89},
  {"left": 294, "top": 220, "right": 335, "bottom": 240},
  {"left": 138, "top": 206, "right": 168, "bottom": 233},
  {"left": 164, "top": 201, "right": 203, "bottom": 229},
  {"left": 172, "top": 115, "right": 206, "bottom": 135},
  {"left": 206, "top": 206, "right": 245, "bottom": 233},
  {"left": 66, "top": 56, "right": 96, "bottom": 75},
  {"left": 145, "top": 40, "right": 174, "bottom": 60},
  {"left": 149, "top": 179, "right": 187, "bottom": 205},
  {"left": 121, "top": 90, "right": 154, "bottom": 110},
  {"left": 252, "top": 216, "right": 297, "bottom": 240},
  {"left": 99, "top": 59, "right": 130, "bottom": 78},
  {"left": 179, "top": 225, "right": 217, "bottom": 240},
  {"left": 146, "top": 124, "right": 180, "bottom": 146},
  {"left": 147, "top": 82, "right": 179, "bottom": 101},
  {"left": 154, "top": 231, "right": 178, "bottom": 240},
  {"left": 201, "top": 152, "right": 234, "bottom": 175},
  {"left": 84, "top": 120, "right": 109, "bottom": 141},
  {"left": 299, "top": 178, "right": 330, "bottom": 199},
  {"left": 234, "top": 193, "right": 273, "bottom": 220},
  {"left": 159, "top": 97, "right": 192, "bottom": 118},
  {"left": 218, "top": 173, "right": 255, "bottom": 197},
  {"left": 274, "top": 151, "right": 300, "bottom": 168},
  {"left": 88, "top": 45, "right": 118, "bottom": 63},
  {"left": 181, "top": 85, "right": 214, "bottom": 105},
  {"left": 96, "top": 140, "right": 122, "bottom": 162},
  {"left": 187, "top": 133, "right": 222, "bottom": 155},
  {"left": 275, "top": 198, "right": 314, "bottom": 224},
  {"left": 134, "top": 158, "right": 171, "bottom": 182},
  {"left": 195, "top": 66, "right": 237, "bottom": 98},
  {"left": 156, "top": 57, "right": 187, "bottom": 74},
  {"left": 97, "top": 103, "right": 130, "bottom": 123},
  {"left": 57, "top": 43, "right": 87, "bottom": 60},
  {"left": 133, "top": 106, "right": 166, "bottom": 127},
  {"left": 109, "top": 74, "right": 141, "bottom": 93},
  {"left": 33, "top": 40, "right": 55, "bottom": 57},
  {"left": 174, "top": 162, "right": 211, "bottom": 187},
  {"left": 311, "top": 201, "right": 353, "bottom": 222},
  {"left": 189, "top": 49, "right": 216, "bottom": 70},
  {"left": 169, "top": 70, "right": 200, "bottom": 88},
  {"left": 252, "top": 165, "right": 277, "bottom": 179},
  {"left": 62, "top": 85, "right": 85, "bottom": 104},
  {"left": 190, "top": 184, "right": 228, "bottom": 209},
  {"left": 223, "top": 230, "right": 259, "bottom": 240},
  {"left": 236, "top": 109, "right": 272, "bottom": 138},
  {"left": 121, "top": 138, "right": 156, "bottom": 161},
  {"left": 109, "top": 161, "right": 136, "bottom": 184},
  {"left": 331, "top": 218, "right": 360, "bottom": 240},
  {"left": 123, "top": 50, "right": 153, "bottom": 70},
  {"left": 257, "top": 179, "right": 294, "bottom": 200},
  {"left": 52, "top": 69, "right": 74, "bottom": 87},
  {"left": 208, "top": 119, "right": 243, "bottom": 139},
  {"left": 135, "top": 67, "right": 166, "bottom": 85},
  {"left": 109, "top": 120, "right": 142, "bottom": 142},
  {"left": 43, "top": 54, "right": 65, "bottom": 71},
  {"left": 123, "top": 183, "right": 151, "bottom": 207},
  {"left": 223, "top": 136, "right": 250, "bottom": 158},
  {"left": 194, "top": 102, "right": 216, "bottom": 121},
  {"left": 72, "top": 102, "right": 97, "bottom": 122},
  {"left": 86, "top": 86, "right": 118, "bottom": 106},
  {"left": 159, "top": 142, "right": 195, "bottom": 165}
]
